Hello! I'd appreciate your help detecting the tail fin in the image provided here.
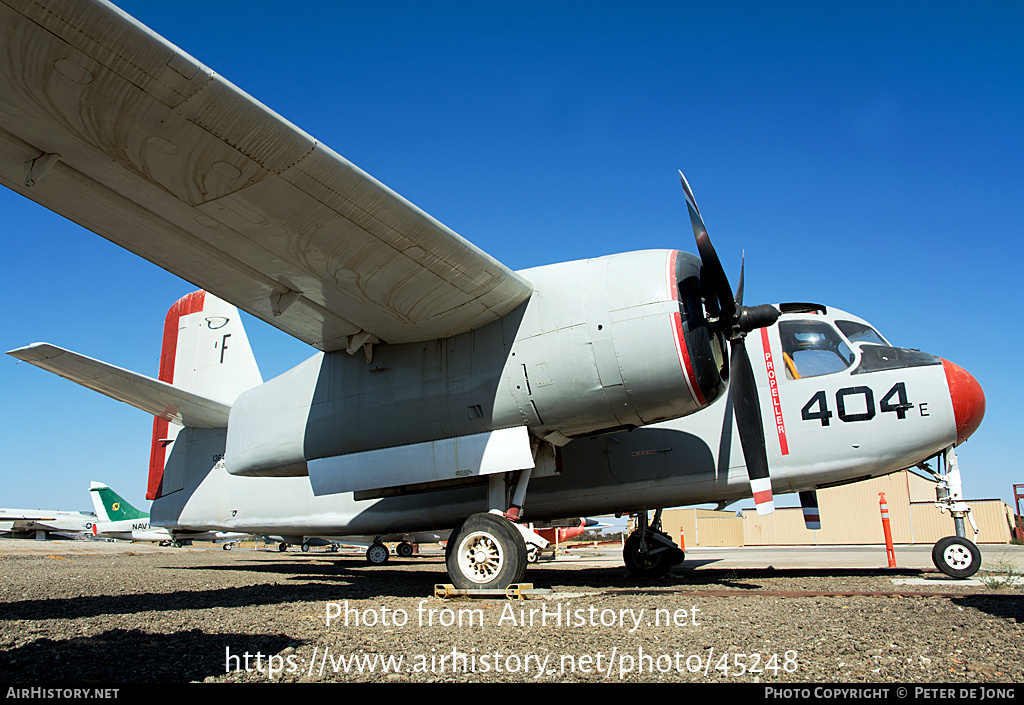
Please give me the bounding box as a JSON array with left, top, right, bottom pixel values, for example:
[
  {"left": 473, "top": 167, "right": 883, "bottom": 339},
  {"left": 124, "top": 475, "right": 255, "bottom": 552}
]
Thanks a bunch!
[
  {"left": 148, "top": 291, "right": 262, "bottom": 500},
  {"left": 90, "top": 481, "right": 148, "bottom": 521}
]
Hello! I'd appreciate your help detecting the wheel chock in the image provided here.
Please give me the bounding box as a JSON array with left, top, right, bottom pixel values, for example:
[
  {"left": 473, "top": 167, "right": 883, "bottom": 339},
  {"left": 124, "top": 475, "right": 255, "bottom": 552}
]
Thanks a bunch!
[{"left": 432, "top": 583, "right": 552, "bottom": 600}]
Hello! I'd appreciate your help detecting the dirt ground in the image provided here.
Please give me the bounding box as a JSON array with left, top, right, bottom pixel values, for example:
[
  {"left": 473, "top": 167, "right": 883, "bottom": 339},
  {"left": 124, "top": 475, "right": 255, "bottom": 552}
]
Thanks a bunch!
[{"left": 1, "top": 540, "right": 1022, "bottom": 685}]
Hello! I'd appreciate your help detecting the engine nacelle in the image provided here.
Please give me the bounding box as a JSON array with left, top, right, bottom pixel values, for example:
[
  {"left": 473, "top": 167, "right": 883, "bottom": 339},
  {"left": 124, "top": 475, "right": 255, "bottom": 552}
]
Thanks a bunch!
[
  {"left": 504, "top": 249, "right": 726, "bottom": 444},
  {"left": 225, "top": 249, "right": 727, "bottom": 478}
]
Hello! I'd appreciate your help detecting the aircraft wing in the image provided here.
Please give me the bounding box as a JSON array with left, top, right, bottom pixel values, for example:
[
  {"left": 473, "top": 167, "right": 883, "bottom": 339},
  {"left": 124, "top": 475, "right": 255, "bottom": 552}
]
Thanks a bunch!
[
  {"left": 8, "top": 343, "right": 231, "bottom": 428},
  {"left": 0, "top": 0, "right": 532, "bottom": 352}
]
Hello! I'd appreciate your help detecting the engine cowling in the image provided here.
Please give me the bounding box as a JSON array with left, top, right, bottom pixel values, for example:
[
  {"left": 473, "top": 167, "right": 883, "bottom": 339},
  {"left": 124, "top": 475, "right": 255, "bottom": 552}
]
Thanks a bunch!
[{"left": 505, "top": 249, "right": 727, "bottom": 444}]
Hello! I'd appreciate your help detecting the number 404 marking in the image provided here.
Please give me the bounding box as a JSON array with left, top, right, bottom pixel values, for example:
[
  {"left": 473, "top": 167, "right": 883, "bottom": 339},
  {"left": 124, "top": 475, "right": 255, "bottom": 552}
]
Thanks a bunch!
[{"left": 801, "top": 382, "right": 925, "bottom": 426}]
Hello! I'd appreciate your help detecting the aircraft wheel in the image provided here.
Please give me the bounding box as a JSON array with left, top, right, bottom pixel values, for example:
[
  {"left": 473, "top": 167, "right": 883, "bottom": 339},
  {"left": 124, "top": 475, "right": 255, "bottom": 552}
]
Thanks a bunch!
[
  {"left": 366, "top": 543, "right": 390, "bottom": 565},
  {"left": 301, "top": 543, "right": 310, "bottom": 553},
  {"left": 527, "top": 545, "right": 539, "bottom": 563},
  {"left": 222, "top": 543, "right": 233, "bottom": 551},
  {"left": 278, "top": 542, "right": 287, "bottom": 552},
  {"left": 446, "top": 513, "right": 527, "bottom": 590},
  {"left": 396, "top": 542, "right": 414, "bottom": 557},
  {"left": 623, "top": 531, "right": 679, "bottom": 578},
  {"left": 932, "top": 536, "right": 981, "bottom": 579}
]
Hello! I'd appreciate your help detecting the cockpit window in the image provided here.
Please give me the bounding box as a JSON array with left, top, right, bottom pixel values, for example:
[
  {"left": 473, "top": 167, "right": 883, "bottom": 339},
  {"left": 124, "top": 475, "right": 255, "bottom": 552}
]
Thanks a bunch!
[
  {"left": 778, "top": 321, "right": 854, "bottom": 379},
  {"left": 836, "top": 320, "right": 888, "bottom": 346}
]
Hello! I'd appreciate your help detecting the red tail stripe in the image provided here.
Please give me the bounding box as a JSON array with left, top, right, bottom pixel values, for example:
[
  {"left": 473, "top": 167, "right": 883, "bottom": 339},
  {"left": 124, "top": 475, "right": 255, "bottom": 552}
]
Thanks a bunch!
[{"left": 147, "top": 291, "right": 206, "bottom": 500}]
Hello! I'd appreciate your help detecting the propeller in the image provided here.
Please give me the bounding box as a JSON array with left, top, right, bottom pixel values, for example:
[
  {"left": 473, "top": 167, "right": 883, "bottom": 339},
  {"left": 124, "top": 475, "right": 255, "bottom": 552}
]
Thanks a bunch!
[{"left": 679, "top": 171, "right": 780, "bottom": 515}]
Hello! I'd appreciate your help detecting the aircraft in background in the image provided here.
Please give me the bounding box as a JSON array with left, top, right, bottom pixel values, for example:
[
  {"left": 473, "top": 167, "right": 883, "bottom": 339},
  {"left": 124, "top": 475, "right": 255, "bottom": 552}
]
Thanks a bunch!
[
  {"left": 89, "top": 482, "right": 245, "bottom": 549},
  {"left": 2, "top": 0, "right": 985, "bottom": 587},
  {"left": 527, "top": 518, "right": 612, "bottom": 563},
  {"left": 0, "top": 508, "right": 95, "bottom": 540}
]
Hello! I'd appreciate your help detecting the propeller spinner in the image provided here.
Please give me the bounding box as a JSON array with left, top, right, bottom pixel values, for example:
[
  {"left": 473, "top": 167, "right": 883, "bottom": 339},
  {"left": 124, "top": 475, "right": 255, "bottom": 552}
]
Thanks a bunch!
[{"left": 679, "top": 171, "right": 780, "bottom": 515}]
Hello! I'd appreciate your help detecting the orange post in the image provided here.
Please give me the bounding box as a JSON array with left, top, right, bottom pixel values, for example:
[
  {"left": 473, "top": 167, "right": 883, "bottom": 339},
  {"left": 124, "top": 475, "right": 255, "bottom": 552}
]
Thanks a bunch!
[
  {"left": 679, "top": 528, "right": 685, "bottom": 552},
  {"left": 879, "top": 492, "right": 897, "bottom": 568}
]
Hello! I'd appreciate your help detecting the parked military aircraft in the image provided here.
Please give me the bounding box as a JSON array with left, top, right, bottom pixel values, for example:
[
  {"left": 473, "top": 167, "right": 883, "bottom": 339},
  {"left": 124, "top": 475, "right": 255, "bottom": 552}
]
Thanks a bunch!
[
  {"left": 89, "top": 481, "right": 245, "bottom": 548},
  {"left": 0, "top": 508, "right": 95, "bottom": 540},
  {"left": 1, "top": 0, "right": 985, "bottom": 587}
]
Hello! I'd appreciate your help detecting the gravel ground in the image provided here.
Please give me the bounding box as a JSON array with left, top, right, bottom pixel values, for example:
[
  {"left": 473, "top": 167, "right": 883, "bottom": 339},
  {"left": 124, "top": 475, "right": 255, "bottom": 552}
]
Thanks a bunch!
[{"left": 1, "top": 541, "right": 1022, "bottom": 685}]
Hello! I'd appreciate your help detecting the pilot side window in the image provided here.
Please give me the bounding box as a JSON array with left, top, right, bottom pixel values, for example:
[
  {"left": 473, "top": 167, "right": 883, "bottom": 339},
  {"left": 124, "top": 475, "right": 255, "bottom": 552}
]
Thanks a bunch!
[
  {"left": 836, "top": 320, "right": 888, "bottom": 346},
  {"left": 778, "top": 321, "right": 853, "bottom": 379}
]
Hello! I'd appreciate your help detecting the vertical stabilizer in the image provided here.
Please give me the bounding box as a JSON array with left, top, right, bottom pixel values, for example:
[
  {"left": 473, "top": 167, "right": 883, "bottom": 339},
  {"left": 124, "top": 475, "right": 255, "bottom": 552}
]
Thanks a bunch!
[
  {"left": 90, "top": 482, "right": 148, "bottom": 522},
  {"left": 148, "top": 291, "right": 262, "bottom": 500}
]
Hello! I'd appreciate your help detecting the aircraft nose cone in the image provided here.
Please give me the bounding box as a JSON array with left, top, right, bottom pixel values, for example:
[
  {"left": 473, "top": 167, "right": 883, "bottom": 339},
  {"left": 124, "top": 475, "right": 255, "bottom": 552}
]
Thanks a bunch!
[{"left": 941, "top": 359, "right": 985, "bottom": 445}]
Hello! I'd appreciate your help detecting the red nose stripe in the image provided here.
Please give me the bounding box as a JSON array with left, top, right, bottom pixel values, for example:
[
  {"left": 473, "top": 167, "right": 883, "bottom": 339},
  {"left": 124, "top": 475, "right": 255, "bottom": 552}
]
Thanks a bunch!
[{"left": 941, "top": 359, "right": 985, "bottom": 445}]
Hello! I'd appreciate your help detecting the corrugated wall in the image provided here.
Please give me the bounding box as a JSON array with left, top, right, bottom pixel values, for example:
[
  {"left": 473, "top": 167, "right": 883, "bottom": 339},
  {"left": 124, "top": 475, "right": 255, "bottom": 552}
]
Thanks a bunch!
[
  {"left": 740, "top": 471, "right": 1014, "bottom": 545},
  {"left": 653, "top": 471, "right": 1015, "bottom": 547},
  {"left": 660, "top": 508, "right": 744, "bottom": 548}
]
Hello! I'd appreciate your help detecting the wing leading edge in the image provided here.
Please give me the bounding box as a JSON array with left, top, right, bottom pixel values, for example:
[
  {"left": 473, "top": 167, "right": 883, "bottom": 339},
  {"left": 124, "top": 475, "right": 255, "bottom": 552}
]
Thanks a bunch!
[{"left": 0, "top": 0, "right": 533, "bottom": 351}]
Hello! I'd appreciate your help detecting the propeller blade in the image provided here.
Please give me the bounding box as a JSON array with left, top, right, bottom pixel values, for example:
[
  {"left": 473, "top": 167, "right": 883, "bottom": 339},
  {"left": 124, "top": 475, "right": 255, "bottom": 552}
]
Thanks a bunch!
[
  {"left": 735, "top": 252, "right": 745, "bottom": 307},
  {"left": 677, "top": 170, "right": 781, "bottom": 517},
  {"left": 729, "top": 337, "right": 774, "bottom": 515},
  {"left": 678, "top": 171, "right": 736, "bottom": 320},
  {"left": 799, "top": 491, "right": 821, "bottom": 530}
]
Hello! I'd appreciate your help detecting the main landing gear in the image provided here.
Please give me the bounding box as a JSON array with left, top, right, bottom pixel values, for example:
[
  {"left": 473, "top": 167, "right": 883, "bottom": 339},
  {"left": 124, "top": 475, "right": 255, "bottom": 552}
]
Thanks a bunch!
[
  {"left": 623, "top": 509, "right": 685, "bottom": 578},
  {"left": 444, "top": 469, "right": 548, "bottom": 590},
  {"left": 445, "top": 512, "right": 530, "bottom": 590}
]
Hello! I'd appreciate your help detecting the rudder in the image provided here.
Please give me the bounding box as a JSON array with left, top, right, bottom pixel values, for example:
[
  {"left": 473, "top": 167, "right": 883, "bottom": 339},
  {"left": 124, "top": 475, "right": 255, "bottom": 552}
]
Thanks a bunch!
[{"left": 148, "top": 291, "right": 262, "bottom": 500}]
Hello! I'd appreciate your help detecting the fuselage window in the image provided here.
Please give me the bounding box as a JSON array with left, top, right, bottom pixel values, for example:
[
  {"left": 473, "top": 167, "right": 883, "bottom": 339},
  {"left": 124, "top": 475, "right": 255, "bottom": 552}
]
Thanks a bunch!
[
  {"left": 836, "top": 320, "right": 888, "bottom": 346},
  {"left": 778, "top": 320, "right": 854, "bottom": 379}
]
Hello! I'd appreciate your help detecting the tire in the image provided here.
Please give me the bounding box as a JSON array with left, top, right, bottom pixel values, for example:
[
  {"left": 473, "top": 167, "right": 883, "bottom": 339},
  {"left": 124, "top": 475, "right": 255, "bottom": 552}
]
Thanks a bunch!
[
  {"left": 301, "top": 543, "right": 310, "bottom": 553},
  {"left": 366, "top": 543, "right": 390, "bottom": 565},
  {"left": 278, "top": 542, "right": 287, "bottom": 552},
  {"left": 446, "top": 513, "right": 527, "bottom": 590},
  {"left": 932, "top": 536, "right": 981, "bottom": 579},
  {"left": 397, "top": 542, "right": 414, "bottom": 557},
  {"left": 623, "top": 531, "right": 681, "bottom": 578}
]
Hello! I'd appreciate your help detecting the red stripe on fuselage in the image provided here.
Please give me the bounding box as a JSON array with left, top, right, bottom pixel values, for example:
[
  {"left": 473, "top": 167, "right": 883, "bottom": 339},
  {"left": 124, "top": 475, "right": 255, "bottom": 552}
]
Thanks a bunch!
[{"left": 761, "top": 327, "right": 789, "bottom": 456}]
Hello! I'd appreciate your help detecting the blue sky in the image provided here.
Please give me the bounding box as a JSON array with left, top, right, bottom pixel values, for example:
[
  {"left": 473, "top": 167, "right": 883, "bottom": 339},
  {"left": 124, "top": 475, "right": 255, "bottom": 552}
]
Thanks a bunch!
[{"left": 2, "top": 1, "right": 1022, "bottom": 518}]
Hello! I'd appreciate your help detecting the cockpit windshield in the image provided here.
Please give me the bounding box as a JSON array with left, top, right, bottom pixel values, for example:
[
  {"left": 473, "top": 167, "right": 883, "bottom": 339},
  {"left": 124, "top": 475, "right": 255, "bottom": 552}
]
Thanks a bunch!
[
  {"left": 778, "top": 320, "right": 854, "bottom": 379},
  {"left": 836, "top": 320, "right": 889, "bottom": 346}
]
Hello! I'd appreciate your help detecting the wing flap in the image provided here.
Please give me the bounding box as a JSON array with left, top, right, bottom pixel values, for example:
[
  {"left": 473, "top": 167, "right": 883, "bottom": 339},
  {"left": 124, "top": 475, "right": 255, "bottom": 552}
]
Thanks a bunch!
[
  {"left": 7, "top": 343, "right": 231, "bottom": 428},
  {"left": 0, "top": 0, "right": 533, "bottom": 351}
]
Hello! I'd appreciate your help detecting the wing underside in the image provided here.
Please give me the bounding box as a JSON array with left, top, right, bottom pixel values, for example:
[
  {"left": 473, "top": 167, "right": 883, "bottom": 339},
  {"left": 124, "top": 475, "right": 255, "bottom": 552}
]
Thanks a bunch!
[{"left": 0, "top": 0, "right": 532, "bottom": 351}]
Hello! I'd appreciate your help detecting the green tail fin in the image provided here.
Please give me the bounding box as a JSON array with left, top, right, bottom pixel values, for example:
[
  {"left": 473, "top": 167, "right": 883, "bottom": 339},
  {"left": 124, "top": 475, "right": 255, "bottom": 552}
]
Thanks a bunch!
[{"left": 92, "top": 486, "right": 148, "bottom": 521}]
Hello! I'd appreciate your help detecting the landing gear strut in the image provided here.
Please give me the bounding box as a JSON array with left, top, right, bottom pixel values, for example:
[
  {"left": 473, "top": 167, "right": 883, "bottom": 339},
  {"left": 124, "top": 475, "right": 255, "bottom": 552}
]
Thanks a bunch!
[
  {"left": 623, "top": 509, "right": 684, "bottom": 578},
  {"left": 923, "top": 447, "right": 982, "bottom": 579}
]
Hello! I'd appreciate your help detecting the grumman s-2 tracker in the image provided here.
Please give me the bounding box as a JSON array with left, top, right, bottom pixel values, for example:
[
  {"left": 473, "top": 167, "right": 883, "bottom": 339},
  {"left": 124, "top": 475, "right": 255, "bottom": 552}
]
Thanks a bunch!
[{"left": 1, "top": 0, "right": 986, "bottom": 588}]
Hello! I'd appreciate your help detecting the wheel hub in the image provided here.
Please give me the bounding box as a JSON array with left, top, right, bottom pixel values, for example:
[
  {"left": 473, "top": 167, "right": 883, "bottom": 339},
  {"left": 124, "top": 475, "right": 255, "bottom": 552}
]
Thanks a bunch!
[
  {"left": 459, "top": 532, "right": 503, "bottom": 583},
  {"left": 943, "top": 544, "right": 973, "bottom": 568}
]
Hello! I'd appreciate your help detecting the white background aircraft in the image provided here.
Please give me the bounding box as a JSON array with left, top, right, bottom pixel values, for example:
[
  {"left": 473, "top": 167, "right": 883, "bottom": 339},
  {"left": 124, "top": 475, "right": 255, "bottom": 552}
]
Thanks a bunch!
[
  {"left": 0, "top": 3, "right": 1014, "bottom": 584},
  {"left": 0, "top": 507, "right": 95, "bottom": 540},
  {"left": 89, "top": 482, "right": 245, "bottom": 548}
]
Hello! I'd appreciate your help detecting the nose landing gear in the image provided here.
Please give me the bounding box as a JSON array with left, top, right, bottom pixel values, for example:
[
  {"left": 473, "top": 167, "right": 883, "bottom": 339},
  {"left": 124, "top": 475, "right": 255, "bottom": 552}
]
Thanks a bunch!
[{"left": 923, "top": 447, "right": 982, "bottom": 579}]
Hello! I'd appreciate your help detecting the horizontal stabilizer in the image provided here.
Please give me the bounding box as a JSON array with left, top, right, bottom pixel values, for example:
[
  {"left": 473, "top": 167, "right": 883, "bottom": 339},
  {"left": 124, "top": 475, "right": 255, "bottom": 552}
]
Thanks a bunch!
[{"left": 7, "top": 343, "right": 231, "bottom": 428}]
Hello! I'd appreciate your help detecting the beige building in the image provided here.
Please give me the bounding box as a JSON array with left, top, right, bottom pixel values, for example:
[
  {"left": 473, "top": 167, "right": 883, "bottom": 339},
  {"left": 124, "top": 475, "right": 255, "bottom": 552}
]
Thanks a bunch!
[{"left": 659, "top": 470, "right": 1018, "bottom": 548}]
